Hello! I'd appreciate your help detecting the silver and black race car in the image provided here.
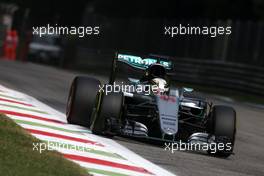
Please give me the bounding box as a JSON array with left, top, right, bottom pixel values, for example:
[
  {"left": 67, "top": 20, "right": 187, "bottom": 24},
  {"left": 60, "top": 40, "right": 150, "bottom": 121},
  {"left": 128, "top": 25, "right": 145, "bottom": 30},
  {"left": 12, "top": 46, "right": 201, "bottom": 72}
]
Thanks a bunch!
[{"left": 66, "top": 53, "right": 236, "bottom": 157}]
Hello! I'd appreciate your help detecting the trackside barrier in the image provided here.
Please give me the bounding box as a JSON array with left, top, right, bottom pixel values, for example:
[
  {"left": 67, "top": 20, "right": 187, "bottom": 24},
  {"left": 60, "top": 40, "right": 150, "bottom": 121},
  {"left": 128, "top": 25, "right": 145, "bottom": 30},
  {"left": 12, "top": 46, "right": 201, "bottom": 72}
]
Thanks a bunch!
[{"left": 172, "top": 58, "right": 264, "bottom": 96}]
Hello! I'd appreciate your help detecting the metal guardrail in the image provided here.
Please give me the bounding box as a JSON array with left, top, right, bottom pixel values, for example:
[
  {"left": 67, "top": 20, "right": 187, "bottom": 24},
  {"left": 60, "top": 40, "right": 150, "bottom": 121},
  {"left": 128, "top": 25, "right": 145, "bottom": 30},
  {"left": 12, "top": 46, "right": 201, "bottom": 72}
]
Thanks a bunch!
[{"left": 172, "top": 58, "right": 264, "bottom": 96}]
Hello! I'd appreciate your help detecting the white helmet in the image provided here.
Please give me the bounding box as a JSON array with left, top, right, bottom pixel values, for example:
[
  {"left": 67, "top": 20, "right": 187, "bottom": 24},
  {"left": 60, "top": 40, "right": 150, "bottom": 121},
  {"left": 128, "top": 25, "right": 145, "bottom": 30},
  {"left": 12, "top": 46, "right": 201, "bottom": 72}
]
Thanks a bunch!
[{"left": 152, "top": 78, "right": 168, "bottom": 93}]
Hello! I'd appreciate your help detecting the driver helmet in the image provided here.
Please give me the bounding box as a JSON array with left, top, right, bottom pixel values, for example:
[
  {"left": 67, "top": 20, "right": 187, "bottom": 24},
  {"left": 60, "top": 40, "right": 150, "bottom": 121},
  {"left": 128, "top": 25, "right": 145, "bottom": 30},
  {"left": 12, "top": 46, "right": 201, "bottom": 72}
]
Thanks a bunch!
[
  {"left": 146, "top": 64, "right": 166, "bottom": 79},
  {"left": 146, "top": 64, "right": 168, "bottom": 93}
]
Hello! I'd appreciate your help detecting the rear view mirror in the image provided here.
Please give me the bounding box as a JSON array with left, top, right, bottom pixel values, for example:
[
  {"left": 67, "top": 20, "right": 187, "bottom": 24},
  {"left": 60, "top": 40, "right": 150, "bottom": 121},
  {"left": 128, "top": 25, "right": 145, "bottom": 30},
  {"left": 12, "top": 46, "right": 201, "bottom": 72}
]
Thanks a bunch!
[
  {"left": 128, "top": 78, "right": 140, "bottom": 83},
  {"left": 183, "top": 87, "right": 194, "bottom": 92}
]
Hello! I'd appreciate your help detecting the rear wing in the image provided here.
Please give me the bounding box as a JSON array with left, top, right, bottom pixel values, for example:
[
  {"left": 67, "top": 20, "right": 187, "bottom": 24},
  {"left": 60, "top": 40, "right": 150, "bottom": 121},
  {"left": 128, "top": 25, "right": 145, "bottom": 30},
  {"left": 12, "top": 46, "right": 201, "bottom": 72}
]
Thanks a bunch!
[
  {"left": 116, "top": 53, "right": 173, "bottom": 70},
  {"left": 109, "top": 53, "right": 173, "bottom": 84}
]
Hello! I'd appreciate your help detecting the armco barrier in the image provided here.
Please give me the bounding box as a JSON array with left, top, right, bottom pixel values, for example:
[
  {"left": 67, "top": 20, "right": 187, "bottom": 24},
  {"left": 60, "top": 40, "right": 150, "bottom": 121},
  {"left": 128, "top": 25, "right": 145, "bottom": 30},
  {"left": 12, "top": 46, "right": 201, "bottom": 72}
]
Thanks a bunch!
[
  {"left": 71, "top": 49, "right": 264, "bottom": 97},
  {"left": 172, "top": 58, "right": 264, "bottom": 96}
]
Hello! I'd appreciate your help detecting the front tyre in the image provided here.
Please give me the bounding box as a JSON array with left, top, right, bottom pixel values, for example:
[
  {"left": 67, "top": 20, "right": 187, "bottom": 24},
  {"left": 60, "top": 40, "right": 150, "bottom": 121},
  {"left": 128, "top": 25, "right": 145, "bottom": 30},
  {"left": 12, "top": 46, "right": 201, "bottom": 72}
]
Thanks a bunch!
[
  {"left": 91, "top": 92, "right": 123, "bottom": 135},
  {"left": 208, "top": 105, "right": 236, "bottom": 158},
  {"left": 66, "top": 76, "right": 101, "bottom": 127}
]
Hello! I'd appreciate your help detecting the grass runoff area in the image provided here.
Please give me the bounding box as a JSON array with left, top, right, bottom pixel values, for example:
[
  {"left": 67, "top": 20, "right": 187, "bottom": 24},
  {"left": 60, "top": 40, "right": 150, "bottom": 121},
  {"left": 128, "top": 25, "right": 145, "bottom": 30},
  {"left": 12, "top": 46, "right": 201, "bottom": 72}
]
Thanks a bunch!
[{"left": 0, "top": 114, "right": 90, "bottom": 176}]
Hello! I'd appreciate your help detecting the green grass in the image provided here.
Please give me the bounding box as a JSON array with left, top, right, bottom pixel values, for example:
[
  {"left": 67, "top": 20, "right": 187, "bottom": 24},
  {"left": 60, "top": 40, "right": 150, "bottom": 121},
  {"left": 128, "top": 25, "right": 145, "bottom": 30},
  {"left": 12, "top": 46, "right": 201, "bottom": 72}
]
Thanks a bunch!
[{"left": 0, "top": 114, "right": 91, "bottom": 176}]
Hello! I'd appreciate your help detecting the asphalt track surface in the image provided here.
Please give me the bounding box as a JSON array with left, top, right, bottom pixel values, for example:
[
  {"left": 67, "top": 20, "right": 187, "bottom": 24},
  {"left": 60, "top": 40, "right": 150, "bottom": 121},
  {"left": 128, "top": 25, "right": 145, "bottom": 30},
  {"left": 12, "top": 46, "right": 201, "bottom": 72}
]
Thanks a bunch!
[{"left": 0, "top": 60, "right": 264, "bottom": 176}]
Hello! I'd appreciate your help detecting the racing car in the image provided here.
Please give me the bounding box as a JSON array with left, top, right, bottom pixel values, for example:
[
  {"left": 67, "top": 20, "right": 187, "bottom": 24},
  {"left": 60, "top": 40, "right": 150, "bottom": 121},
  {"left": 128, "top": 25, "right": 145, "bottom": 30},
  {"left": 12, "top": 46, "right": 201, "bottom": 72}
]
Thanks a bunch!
[{"left": 66, "top": 53, "right": 236, "bottom": 157}]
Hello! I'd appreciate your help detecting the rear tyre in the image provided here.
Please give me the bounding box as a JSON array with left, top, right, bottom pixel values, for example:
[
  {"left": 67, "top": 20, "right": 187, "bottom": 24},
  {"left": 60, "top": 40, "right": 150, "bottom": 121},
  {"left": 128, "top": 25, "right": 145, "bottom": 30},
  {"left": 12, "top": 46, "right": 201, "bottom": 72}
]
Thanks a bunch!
[
  {"left": 66, "top": 76, "right": 101, "bottom": 127},
  {"left": 208, "top": 105, "right": 236, "bottom": 158},
  {"left": 91, "top": 92, "right": 123, "bottom": 135}
]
